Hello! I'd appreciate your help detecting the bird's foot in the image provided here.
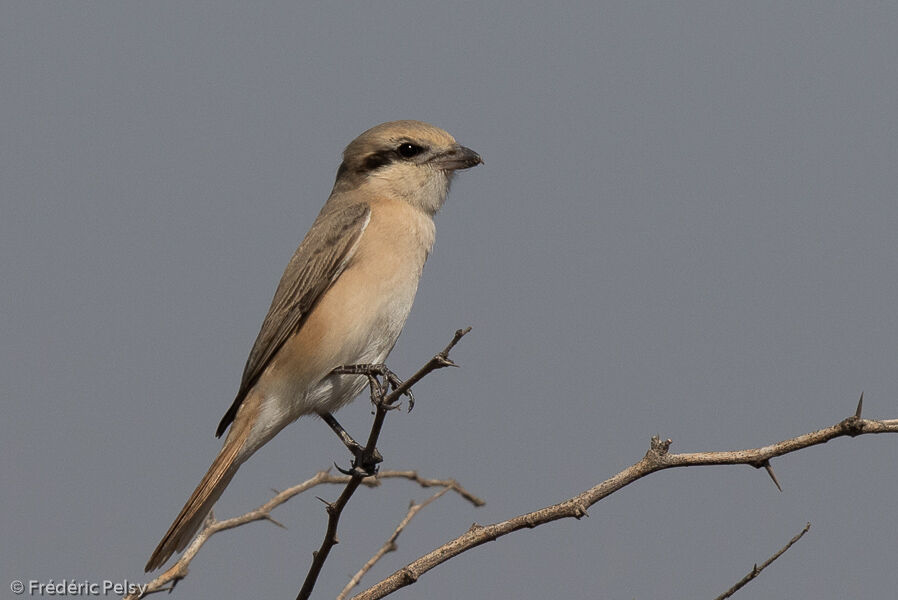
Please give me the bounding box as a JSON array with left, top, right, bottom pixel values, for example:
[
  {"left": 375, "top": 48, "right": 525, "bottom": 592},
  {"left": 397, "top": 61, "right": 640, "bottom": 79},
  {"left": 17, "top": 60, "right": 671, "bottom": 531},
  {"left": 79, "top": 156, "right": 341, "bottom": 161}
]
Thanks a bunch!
[
  {"left": 334, "top": 444, "right": 384, "bottom": 478},
  {"left": 331, "top": 363, "right": 416, "bottom": 411},
  {"left": 321, "top": 411, "right": 383, "bottom": 477}
]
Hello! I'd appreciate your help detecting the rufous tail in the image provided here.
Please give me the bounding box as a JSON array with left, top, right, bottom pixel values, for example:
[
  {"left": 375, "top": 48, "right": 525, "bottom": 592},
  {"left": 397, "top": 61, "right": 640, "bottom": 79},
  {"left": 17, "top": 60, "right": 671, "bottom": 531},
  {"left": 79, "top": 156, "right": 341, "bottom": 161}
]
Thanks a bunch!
[{"left": 145, "top": 413, "right": 254, "bottom": 572}]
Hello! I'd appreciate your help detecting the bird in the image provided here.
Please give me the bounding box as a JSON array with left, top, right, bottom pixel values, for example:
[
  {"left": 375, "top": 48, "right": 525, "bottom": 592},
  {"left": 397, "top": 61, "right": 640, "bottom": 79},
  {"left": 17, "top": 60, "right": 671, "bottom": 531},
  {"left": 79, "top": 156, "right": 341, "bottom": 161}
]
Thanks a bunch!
[{"left": 145, "top": 120, "right": 482, "bottom": 571}]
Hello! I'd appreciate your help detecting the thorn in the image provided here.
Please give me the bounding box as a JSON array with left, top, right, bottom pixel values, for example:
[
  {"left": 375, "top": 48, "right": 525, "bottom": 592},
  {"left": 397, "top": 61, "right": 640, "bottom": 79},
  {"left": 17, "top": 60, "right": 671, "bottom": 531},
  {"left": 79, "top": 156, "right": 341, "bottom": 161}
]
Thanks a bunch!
[
  {"left": 315, "top": 496, "right": 332, "bottom": 507},
  {"left": 263, "top": 514, "right": 287, "bottom": 529},
  {"left": 763, "top": 461, "right": 783, "bottom": 492},
  {"left": 855, "top": 391, "right": 864, "bottom": 418},
  {"left": 436, "top": 355, "right": 459, "bottom": 368}
]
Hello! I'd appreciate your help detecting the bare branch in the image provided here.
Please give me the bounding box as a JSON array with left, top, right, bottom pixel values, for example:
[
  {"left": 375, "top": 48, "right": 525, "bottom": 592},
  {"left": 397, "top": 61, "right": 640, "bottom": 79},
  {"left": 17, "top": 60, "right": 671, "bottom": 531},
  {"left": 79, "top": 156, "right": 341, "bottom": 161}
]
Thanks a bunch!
[
  {"left": 713, "top": 522, "right": 812, "bottom": 600},
  {"left": 376, "top": 470, "right": 484, "bottom": 507},
  {"left": 382, "top": 326, "right": 471, "bottom": 408},
  {"left": 295, "top": 328, "right": 472, "bottom": 600},
  {"left": 337, "top": 488, "right": 451, "bottom": 600},
  {"left": 352, "top": 412, "right": 898, "bottom": 600},
  {"left": 127, "top": 471, "right": 352, "bottom": 599},
  {"left": 125, "top": 329, "right": 473, "bottom": 600},
  {"left": 127, "top": 468, "right": 481, "bottom": 600}
]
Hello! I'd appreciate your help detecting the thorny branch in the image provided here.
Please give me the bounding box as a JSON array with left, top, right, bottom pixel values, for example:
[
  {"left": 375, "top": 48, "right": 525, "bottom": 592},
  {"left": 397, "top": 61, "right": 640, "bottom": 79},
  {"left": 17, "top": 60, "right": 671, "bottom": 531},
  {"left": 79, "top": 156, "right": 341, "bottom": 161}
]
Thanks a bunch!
[
  {"left": 126, "top": 470, "right": 481, "bottom": 600},
  {"left": 127, "top": 328, "right": 476, "bottom": 600},
  {"left": 295, "top": 327, "right": 471, "bottom": 600},
  {"left": 352, "top": 402, "right": 898, "bottom": 600},
  {"left": 337, "top": 488, "right": 452, "bottom": 600},
  {"left": 131, "top": 359, "right": 896, "bottom": 600}
]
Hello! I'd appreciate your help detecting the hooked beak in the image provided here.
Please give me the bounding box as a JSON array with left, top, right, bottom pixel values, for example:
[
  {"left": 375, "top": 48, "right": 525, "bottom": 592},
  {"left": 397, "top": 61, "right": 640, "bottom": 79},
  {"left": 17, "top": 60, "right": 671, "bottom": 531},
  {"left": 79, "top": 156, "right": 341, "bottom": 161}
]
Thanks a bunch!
[{"left": 433, "top": 144, "right": 483, "bottom": 172}]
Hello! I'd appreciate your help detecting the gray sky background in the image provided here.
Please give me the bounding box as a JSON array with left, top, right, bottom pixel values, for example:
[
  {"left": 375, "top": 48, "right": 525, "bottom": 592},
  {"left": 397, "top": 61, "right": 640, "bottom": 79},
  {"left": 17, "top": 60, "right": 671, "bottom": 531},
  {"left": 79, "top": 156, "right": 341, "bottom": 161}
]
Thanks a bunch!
[{"left": 2, "top": 2, "right": 897, "bottom": 599}]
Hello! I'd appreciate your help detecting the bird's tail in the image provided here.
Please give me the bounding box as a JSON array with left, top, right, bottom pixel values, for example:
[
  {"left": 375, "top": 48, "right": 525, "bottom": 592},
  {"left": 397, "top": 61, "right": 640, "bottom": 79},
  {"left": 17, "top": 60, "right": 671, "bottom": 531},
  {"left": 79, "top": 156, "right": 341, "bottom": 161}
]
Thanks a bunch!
[{"left": 144, "top": 409, "right": 255, "bottom": 572}]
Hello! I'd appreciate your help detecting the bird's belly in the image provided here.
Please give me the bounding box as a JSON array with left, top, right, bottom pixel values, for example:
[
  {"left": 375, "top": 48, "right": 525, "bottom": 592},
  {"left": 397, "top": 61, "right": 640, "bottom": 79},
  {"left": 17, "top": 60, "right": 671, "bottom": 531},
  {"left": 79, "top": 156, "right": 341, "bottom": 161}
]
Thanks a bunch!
[{"left": 260, "top": 255, "right": 422, "bottom": 418}]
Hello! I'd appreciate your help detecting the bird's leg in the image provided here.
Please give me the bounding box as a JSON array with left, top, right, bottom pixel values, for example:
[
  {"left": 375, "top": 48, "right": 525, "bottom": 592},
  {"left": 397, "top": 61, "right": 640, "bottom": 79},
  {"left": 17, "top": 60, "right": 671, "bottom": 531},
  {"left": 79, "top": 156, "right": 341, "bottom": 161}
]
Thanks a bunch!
[
  {"left": 320, "top": 412, "right": 365, "bottom": 458},
  {"left": 326, "top": 363, "right": 415, "bottom": 476},
  {"left": 331, "top": 363, "right": 416, "bottom": 411},
  {"left": 319, "top": 411, "right": 383, "bottom": 476}
]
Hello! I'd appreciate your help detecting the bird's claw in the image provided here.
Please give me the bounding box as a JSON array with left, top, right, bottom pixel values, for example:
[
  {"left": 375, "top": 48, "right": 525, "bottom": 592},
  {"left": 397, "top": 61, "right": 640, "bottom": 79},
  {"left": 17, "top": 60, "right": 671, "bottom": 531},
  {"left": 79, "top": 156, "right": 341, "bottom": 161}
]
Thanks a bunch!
[
  {"left": 334, "top": 441, "right": 383, "bottom": 478},
  {"left": 333, "top": 363, "right": 415, "bottom": 410},
  {"left": 334, "top": 461, "right": 379, "bottom": 477},
  {"left": 334, "top": 444, "right": 383, "bottom": 477},
  {"left": 372, "top": 365, "right": 416, "bottom": 411}
]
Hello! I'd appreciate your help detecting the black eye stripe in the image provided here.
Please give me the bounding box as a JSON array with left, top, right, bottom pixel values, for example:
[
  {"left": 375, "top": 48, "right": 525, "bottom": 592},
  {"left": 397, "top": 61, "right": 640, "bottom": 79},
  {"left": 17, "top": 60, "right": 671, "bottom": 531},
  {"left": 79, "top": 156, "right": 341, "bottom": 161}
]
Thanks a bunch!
[
  {"left": 354, "top": 142, "right": 427, "bottom": 176},
  {"left": 361, "top": 150, "right": 394, "bottom": 172}
]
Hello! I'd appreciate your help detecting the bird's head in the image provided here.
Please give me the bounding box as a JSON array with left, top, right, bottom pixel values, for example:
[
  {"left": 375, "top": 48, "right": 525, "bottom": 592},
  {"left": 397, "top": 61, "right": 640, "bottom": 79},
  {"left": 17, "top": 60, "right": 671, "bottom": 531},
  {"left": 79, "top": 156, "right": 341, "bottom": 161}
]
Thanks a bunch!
[{"left": 333, "top": 120, "right": 482, "bottom": 214}]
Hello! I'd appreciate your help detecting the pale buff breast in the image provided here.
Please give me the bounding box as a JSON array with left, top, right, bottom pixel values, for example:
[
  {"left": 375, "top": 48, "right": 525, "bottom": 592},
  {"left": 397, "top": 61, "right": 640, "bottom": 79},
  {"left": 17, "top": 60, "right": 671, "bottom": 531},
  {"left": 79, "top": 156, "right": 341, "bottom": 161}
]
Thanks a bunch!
[{"left": 256, "top": 196, "right": 435, "bottom": 421}]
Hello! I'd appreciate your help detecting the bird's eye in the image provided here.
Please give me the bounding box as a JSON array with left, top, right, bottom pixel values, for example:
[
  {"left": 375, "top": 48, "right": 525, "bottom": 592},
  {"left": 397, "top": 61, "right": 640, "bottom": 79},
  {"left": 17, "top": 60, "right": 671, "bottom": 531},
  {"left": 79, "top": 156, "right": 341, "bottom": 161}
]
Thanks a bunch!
[{"left": 397, "top": 143, "right": 424, "bottom": 159}]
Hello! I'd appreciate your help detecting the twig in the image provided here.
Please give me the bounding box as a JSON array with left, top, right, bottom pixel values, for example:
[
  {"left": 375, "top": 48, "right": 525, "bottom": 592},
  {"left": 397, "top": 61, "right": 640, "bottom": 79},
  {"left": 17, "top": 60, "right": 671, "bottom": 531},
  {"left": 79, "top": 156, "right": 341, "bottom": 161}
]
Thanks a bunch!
[
  {"left": 352, "top": 410, "right": 898, "bottom": 600},
  {"left": 134, "top": 329, "right": 476, "bottom": 599},
  {"left": 127, "top": 471, "right": 352, "bottom": 599},
  {"left": 295, "top": 328, "right": 471, "bottom": 600},
  {"left": 376, "top": 470, "right": 484, "bottom": 507},
  {"left": 713, "top": 522, "right": 811, "bottom": 600},
  {"left": 337, "top": 488, "right": 451, "bottom": 600},
  {"left": 126, "top": 468, "right": 481, "bottom": 600}
]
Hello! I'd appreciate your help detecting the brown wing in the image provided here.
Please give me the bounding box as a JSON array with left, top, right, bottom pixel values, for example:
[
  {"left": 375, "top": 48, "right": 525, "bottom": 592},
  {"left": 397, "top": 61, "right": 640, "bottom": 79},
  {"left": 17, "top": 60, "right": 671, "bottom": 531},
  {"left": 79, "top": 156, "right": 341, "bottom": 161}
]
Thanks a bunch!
[{"left": 215, "top": 202, "right": 371, "bottom": 437}]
